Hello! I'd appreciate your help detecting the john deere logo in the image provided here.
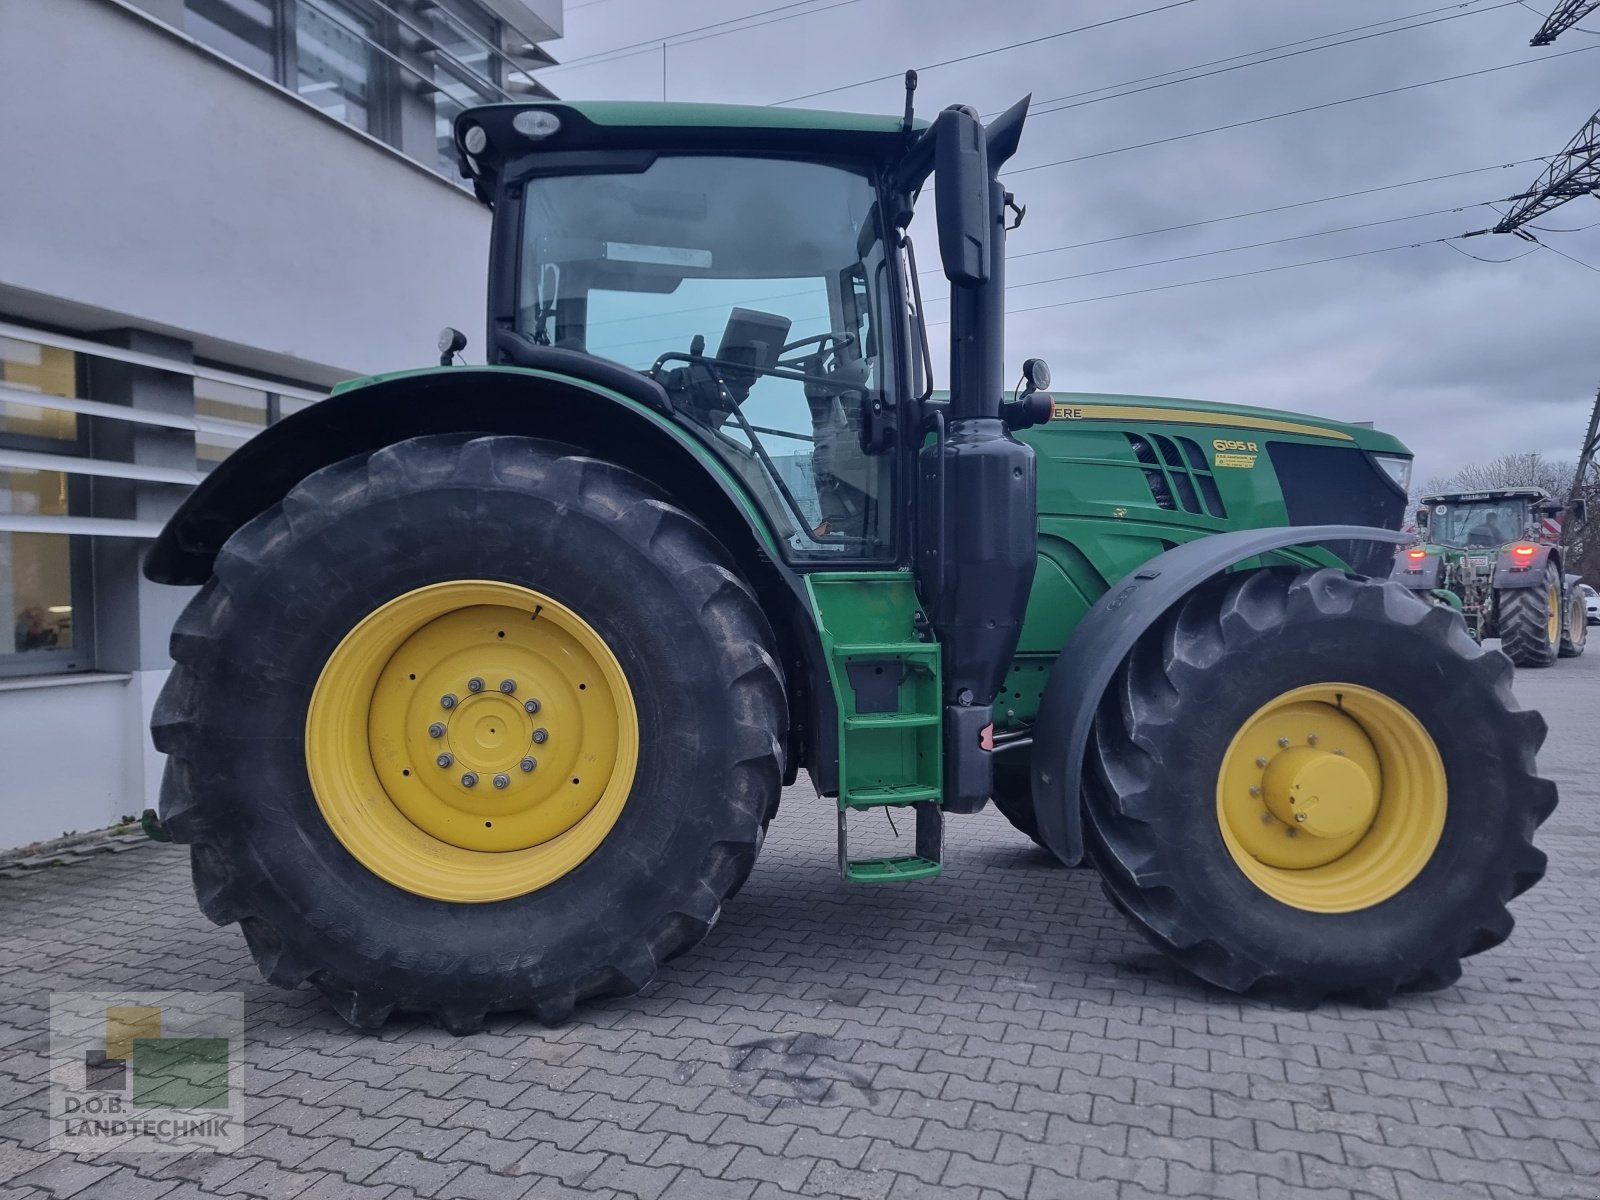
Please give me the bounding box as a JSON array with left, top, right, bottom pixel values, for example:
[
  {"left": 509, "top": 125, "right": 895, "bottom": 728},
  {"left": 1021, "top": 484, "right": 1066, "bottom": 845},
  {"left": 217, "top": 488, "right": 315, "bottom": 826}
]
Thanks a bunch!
[{"left": 50, "top": 991, "right": 243, "bottom": 1153}]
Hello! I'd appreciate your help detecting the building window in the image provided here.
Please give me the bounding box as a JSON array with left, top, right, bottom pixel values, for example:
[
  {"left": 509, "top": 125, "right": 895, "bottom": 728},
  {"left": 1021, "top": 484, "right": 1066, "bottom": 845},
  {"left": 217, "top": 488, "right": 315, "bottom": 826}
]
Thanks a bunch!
[
  {"left": 183, "top": 0, "right": 278, "bottom": 79},
  {"left": 194, "top": 378, "right": 270, "bottom": 470},
  {"left": 429, "top": 0, "right": 502, "bottom": 179},
  {"left": 295, "top": 0, "right": 379, "bottom": 134},
  {"left": 0, "top": 338, "right": 89, "bottom": 675}
]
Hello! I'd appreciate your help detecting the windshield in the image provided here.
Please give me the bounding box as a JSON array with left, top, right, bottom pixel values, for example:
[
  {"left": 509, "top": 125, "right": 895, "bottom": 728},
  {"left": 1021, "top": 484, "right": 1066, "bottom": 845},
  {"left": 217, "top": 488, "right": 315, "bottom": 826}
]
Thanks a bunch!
[
  {"left": 1427, "top": 500, "right": 1532, "bottom": 548},
  {"left": 518, "top": 155, "right": 899, "bottom": 561}
]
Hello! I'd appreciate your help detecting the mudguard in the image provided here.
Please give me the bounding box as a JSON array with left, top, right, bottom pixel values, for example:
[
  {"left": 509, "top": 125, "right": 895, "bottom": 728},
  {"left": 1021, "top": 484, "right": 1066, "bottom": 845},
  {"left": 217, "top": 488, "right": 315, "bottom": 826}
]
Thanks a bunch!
[
  {"left": 1492, "top": 542, "right": 1557, "bottom": 589},
  {"left": 1029, "top": 524, "right": 1403, "bottom": 866},
  {"left": 1390, "top": 547, "right": 1443, "bottom": 590}
]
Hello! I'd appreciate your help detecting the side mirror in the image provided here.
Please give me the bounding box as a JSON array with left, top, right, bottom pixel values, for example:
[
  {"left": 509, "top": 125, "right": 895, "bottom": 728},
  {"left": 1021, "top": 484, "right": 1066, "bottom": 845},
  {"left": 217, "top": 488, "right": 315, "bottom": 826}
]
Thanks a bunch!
[
  {"left": 932, "top": 107, "right": 991, "bottom": 288},
  {"left": 1571, "top": 497, "right": 1589, "bottom": 525},
  {"left": 1415, "top": 507, "right": 1430, "bottom": 531}
]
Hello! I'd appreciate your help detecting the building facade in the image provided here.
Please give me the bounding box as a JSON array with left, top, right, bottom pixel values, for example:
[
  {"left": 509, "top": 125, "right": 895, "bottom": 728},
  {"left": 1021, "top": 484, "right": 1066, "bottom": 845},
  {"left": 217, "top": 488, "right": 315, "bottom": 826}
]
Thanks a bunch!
[{"left": 0, "top": 0, "right": 562, "bottom": 848}]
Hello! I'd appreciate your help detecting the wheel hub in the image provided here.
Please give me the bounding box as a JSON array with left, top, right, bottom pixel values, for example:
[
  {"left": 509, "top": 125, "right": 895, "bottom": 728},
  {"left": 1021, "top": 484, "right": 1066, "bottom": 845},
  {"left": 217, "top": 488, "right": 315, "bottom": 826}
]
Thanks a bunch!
[
  {"left": 1215, "top": 684, "right": 1447, "bottom": 912},
  {"left": 1261, "top": 747, "right": 1376, "bottom": 838},
  {"left": 305, "top": 580, "right": 638, "bottom": 902}
]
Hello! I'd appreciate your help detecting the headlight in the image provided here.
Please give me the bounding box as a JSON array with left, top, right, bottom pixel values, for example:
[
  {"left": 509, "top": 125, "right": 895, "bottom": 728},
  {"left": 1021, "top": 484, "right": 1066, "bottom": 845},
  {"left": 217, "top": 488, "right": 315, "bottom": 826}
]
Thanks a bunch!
[{"left": 1372, "top": 453, "right": 1412, "bottom": 494}]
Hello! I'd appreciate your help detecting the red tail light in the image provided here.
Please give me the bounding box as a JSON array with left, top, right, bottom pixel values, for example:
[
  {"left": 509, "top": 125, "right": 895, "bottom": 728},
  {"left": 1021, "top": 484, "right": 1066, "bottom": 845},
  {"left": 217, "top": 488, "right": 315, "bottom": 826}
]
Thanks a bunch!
[
  {"left": 1512, "top": 544, "right": 1537, "bottom": 558},
  {"left": 1406, "top": 548, "right": 1427, "bottom": 560}
]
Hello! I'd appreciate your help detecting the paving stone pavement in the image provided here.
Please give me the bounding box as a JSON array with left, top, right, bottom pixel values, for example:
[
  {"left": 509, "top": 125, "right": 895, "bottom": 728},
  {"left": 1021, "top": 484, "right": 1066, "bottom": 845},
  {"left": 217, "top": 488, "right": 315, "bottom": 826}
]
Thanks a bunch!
[{"left": 2, "top": 649, "right": 1598, "bottom": 1200}]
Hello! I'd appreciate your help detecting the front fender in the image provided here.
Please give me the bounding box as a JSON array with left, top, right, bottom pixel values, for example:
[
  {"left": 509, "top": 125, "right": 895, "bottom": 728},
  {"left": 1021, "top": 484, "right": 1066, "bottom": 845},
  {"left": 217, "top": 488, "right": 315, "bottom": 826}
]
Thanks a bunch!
[
  {"left": 145, "top": 364, "right": 774, "bottom": 584},
  {"left": 1029, "top": 524, "right": 1402, "bottom": 866},
  {"left": 1491, "top": 542, "right": 1557, "bottom": 589}
]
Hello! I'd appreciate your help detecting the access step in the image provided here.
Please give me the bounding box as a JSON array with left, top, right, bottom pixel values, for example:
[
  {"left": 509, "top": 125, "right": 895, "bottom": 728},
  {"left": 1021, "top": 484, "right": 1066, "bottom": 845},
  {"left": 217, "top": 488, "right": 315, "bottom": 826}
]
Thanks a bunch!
[
  {"left": 837, "top": 802, "right": 943, "bottom": 884},
  {"left": 840, "top": 783, "right": 941, "bottom": 808}
]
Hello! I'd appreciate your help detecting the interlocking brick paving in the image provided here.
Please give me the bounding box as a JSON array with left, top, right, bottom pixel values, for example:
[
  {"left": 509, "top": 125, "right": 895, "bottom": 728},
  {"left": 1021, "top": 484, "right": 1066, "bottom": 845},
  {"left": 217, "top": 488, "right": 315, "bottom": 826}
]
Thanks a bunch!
[{"left": 3, "top": 651, "right": 1597, "bottom": 1199}]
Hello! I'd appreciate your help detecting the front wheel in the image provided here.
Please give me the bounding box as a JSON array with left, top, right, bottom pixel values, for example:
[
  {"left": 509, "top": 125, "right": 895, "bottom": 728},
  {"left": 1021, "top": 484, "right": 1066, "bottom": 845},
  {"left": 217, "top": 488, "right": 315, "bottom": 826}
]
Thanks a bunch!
[
  {"left": 1084, "top": 568, "right": 1554, "bottom": 1006},
  {"left": 1559, "top": 586, "right": 1587, "bottom": 658},
  {"left": 153, "top": 435, "right": 785, "bottom": 1032}
]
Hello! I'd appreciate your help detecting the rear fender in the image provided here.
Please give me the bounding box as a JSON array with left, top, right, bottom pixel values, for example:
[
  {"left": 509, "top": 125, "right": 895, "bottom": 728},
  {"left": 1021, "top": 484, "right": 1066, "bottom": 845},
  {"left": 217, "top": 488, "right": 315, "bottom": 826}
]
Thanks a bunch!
[
  {"left": 1389, "top": 547, "right": 1443, "bottom": 591},
  {"left": 143, "top": 364, "right": 833, "bottom": 788},
  {"left": 1030, "top": 525, "right": 1403, "bottom": 866},
  {"left": 1492, "top": 543, "right": 1557, "bottom": 589}
]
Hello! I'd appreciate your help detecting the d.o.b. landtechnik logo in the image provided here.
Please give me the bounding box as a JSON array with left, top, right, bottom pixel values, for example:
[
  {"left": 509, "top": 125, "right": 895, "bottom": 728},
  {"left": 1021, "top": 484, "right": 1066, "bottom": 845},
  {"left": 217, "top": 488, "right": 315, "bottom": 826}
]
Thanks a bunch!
[{"left": 49, "top": 991, "right": 244, "bottom": 1153}]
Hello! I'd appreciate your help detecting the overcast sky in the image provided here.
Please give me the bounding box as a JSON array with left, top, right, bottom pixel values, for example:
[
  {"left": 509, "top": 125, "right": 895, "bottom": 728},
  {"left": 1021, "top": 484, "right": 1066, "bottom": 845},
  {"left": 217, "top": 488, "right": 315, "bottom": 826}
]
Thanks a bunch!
[{"left": 532, "top": 0, "right": 1599, "bottom": 483}]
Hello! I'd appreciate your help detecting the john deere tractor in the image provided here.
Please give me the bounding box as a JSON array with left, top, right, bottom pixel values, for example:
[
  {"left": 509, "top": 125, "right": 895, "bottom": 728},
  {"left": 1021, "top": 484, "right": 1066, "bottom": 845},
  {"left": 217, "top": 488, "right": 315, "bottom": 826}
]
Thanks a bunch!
[
  {"left": 145, "top": 95, "right": 1554, "bottom": 1032},
  {"left": 1392, "top": 487, "right": 1589, "bottom": 666}
]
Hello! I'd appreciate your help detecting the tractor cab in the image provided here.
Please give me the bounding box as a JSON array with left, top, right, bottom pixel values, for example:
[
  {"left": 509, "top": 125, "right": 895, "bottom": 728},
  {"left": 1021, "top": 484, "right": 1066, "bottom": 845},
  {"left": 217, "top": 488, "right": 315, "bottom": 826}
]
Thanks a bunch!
[
  {"left": 451, "top": 99, "right": 1029, "bottom": 569},
  {"left": 1419, "top": 488, "right": 1553, "bottom": 550}
]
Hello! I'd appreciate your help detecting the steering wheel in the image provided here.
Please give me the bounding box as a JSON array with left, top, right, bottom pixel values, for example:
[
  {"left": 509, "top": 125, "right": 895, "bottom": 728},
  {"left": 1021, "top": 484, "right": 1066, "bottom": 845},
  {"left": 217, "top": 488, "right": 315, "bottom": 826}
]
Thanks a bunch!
[{"left": 777, "top": 330, "right": 855, "bottom": 371}]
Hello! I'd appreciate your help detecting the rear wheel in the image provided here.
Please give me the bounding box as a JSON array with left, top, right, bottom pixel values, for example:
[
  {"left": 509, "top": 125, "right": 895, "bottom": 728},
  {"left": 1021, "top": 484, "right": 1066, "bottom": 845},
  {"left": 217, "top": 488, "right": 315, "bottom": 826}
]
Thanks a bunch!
[
  {"left": 1559, "top": 585, "right": 1586, "bottom": 658},
  {"left": 1084, "top": 568, "right": 1554, "bottom": 1005},
  {"left": 153, "top": 435, "right": 785, "bottom": 1032},
  {"left": 1498, "top": 563, "right": 1561, "bottom": 667},
  {"left": 990, "top": 759, "right": 1046, "bottom": 848}
]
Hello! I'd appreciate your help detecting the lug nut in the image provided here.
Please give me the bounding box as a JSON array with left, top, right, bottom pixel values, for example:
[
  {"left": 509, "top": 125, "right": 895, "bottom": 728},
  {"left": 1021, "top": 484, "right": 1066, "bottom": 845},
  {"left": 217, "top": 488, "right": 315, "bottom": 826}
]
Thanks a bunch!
[
  {"left": 1255, "top": 756, "right": 1268, "bottom": 768},
  {"left": 440, "top": 693, "right": 458, "bottom": 710},
  {"left": 1278, "top": 736, "right": 1291, "bottom": 748},
  {"left": 493, "top": 773, "right": 510, "bottom": 789},
  {"left": 1294, "top": 812, "right": 1307, "bottom": 823},
  {"left": 428, "top": 722, "right": 446, "bottom": 739},
  {"left": 468, "top": 677, "right": 485, "bottom": 693},
  {"left": 499, "top": 679, "right": 517, "bottom": 694},
  {"left": 524, "top": 698, "right": 541, "bottom": 714},
  {"left": 520, "top": 757, "right": 537, "bottom": 772},
  {"left": 1249, "top": 786, "right": 1261, "bottom": 797},
  {"left": 1307, "top": 734, "right": 1319, "bottom": 746},
  {"left": 532, "top": 728, "right": 548, "bottom": 744},
  {"left": 461, "top": 771, "right": 479, "bottom": 788},
  {"left": 436, "top": 753, "right": 453, "bottom": 768}
]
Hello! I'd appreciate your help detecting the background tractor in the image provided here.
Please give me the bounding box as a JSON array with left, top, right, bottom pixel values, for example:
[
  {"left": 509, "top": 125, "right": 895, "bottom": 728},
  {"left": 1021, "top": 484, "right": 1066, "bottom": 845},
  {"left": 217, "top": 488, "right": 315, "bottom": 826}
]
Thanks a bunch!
[
  {"left": 144, "top": 94, "right": 1555, "bottom": 1032},
  {"left": 1392, "top": 487, "right": 1589, "bottom": 666}
]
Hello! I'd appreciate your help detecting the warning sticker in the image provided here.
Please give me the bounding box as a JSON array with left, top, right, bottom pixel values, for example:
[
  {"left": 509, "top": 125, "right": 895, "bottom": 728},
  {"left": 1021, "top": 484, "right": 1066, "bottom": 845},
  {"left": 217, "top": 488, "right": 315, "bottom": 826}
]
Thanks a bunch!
[{"left": 1213, "top": 453, "right": 1257, "bottom": 469}]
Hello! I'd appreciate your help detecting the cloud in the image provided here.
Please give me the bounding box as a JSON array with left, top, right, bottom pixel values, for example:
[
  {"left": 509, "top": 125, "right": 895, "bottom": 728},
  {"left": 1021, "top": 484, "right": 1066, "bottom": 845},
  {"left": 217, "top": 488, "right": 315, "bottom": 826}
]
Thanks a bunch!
[{"left": 544, "top": 0, "right": 1599, "bottom": 480}]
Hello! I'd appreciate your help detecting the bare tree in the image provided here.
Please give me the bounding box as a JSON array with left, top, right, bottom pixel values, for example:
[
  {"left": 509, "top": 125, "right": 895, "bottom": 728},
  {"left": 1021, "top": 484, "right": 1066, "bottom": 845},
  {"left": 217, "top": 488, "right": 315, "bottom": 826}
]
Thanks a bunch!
[{"left": 1424, "top": 452, "right": 1574, "bottom": 496}]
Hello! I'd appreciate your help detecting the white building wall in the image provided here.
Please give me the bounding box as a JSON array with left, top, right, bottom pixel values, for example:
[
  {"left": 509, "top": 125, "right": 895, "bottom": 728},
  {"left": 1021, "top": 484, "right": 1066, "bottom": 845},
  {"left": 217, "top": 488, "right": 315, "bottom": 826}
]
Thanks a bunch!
[{"left": 0, "top": 0, "right": 493, "bottom": 388}]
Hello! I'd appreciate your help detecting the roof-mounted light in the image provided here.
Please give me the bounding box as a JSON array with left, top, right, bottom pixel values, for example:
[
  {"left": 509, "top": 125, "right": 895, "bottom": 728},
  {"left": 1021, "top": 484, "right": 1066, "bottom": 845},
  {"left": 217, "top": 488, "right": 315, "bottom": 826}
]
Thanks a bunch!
[
  {"left": 513, "top": 110, "right": 562, "bottom": 141},
  {"left": 462, "top": 124, "right": 488, "bottom": 155}
]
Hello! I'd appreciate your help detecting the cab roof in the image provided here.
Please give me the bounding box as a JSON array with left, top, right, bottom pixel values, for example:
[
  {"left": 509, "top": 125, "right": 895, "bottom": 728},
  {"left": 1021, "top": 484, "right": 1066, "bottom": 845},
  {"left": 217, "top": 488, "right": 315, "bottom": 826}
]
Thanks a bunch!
[{"left": 456, "top": 100, "right": 925, "bottom": 184}]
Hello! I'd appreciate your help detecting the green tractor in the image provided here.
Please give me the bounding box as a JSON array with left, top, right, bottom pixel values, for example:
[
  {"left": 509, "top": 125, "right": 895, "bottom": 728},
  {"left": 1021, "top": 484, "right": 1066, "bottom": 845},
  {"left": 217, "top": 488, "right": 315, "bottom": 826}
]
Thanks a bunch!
[
  {"left": 145, "top": 95, "right": 1554, "bottom": 1032},
  {"left": 1392, "top": 487, "right": 1589, "bottom": 667}
]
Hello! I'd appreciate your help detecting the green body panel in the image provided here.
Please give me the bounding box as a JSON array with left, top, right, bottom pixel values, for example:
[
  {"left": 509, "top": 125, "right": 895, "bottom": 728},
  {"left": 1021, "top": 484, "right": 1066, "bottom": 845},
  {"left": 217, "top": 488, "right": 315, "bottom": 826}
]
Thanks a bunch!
[
  {"left": 331, "top": 364, "right": 782, "bottom": 556},
  {"left": 995, "top": 393, "right": 1398, "bottom": 729}
]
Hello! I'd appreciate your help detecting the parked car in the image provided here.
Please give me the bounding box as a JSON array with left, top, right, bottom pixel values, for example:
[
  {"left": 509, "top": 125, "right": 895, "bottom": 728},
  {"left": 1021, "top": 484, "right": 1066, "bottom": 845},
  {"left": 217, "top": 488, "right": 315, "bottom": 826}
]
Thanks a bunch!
[{"left": 1584, "top": 582, "right": 1599, "bottom": 625}]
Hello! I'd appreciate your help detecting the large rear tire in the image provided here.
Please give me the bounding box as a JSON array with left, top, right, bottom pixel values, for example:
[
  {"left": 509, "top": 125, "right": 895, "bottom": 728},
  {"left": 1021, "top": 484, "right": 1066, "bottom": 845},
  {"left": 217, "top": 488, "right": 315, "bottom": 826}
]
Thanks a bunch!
[
  {"left": 153, "top": 435, "right": 785, "bottom": 1032},
  {"left": 1498, "top": 563, "right": 1561, "bottom": 667},
  {"left": 1084, "top": 568, "right": 1554, "bottom": 1006}
]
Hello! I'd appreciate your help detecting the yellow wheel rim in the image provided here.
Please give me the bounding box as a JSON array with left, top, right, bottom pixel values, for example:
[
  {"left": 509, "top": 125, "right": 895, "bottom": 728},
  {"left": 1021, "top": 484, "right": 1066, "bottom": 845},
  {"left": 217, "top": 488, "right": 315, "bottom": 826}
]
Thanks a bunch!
[
  {"left": 306, "top": 581, "right": 638, "bottom": 902},
  {"left": 1216, "top": 683, "right": 1446, "bottom": 913},
  {"left": 1547, "top": 580, "right": 1561, "bottom": 645}
]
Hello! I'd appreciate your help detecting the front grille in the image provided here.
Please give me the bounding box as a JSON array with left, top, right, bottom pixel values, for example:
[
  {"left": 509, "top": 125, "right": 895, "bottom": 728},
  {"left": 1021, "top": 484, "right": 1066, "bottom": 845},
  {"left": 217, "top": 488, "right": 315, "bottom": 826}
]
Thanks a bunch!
[
  {"left": 1127, "top": 433, "right": 1227, "bottom": 518},
  {"left": 1267, "top": 441, "right": 1408, "bottom": 577}
]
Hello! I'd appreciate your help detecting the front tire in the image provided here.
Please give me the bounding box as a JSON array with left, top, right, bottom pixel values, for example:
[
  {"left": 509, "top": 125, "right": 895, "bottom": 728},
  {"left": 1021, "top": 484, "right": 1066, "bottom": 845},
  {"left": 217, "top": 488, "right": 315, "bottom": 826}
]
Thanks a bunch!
[
  {"left": 1559, "top": 586, "right": 1586, "bottom": 658},
  {"left": 153, "top": 435, "right": 785, "bottom": 1032},
  {"left": 1084, "top": 568, "right": 1554, "bottom": 1006}
]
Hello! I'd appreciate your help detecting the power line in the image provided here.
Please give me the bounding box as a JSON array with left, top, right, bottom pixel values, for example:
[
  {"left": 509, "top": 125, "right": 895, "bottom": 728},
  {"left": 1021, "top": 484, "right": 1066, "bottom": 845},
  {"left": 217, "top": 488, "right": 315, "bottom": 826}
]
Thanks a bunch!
[
  {"left": 770, "top": 0, "right": 1202, "bottom": 106},
  {"left": 999, "top": 158, "right": 1546, "bottom": 266},
  {"left": 1543, "top": 241, "right": 1600, "bottom": 271},
  {"left": 538, "top": 0, "right": 858, "bottom": 73},
  {"left": 925, "top": 238, "right": 1450, "bottom": 325},
  {"left": 1007, "top": 45, "right": 1599, "bottom": 175},
  {"left": 1026, "top": 1, "right": 1517, "bottom": 120},
  {"left": 921, "top": 203, "right": 1490, "bottom": 305}
]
